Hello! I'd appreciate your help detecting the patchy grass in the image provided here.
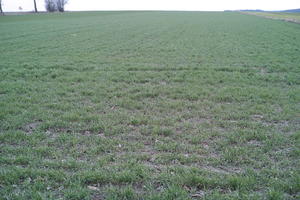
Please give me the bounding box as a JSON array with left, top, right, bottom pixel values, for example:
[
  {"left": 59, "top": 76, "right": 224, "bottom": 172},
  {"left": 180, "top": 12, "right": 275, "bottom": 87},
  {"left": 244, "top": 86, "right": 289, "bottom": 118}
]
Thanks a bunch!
[
  {"left": 0, "top": 11, "right": 300, "bottom": 199},
  {"left": 243, "top": 11, "right": 300, "bottom": 24}
]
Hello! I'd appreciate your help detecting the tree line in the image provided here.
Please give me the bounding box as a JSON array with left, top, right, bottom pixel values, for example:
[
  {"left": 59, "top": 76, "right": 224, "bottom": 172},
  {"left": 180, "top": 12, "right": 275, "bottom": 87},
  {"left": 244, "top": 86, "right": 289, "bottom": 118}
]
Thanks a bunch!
[{"left": 0, "top": 0, "right": 68, "bottom": 15}]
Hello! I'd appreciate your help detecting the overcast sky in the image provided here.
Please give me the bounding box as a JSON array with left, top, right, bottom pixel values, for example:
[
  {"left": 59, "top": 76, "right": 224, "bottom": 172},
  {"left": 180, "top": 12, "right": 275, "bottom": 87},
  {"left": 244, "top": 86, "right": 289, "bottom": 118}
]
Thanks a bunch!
[{"left": 2, "top": 0, "right": 300, "bottom": 12}]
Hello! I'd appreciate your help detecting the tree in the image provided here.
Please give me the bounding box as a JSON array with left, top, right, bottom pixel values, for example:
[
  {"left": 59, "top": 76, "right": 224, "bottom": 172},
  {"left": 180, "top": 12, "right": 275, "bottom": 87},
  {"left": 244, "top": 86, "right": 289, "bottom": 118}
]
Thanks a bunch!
[
  {"left": 45, "top": 0, "right": 56, "bottom": 12},
  {"left": 0, "top": 0, "right": 3, "bottom": 15},
  {"left": 45, "top": 0, "right": 68, "bottom": 12},
  {"left": 56, "top": 0, "right": 68, "bottom": 12},
  {"left": 33, "top": 0, "right": 38, "bottom": 12}
]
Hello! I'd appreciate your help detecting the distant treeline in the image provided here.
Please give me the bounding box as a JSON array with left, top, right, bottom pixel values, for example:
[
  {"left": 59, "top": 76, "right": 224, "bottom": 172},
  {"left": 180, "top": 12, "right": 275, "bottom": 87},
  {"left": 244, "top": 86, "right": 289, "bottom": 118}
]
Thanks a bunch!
[
  {"left": 228, "top": 8, "right": 300, "bottom": 13},
  {"left": 225, "top": 8, "right": 300, "bottom": 13}
]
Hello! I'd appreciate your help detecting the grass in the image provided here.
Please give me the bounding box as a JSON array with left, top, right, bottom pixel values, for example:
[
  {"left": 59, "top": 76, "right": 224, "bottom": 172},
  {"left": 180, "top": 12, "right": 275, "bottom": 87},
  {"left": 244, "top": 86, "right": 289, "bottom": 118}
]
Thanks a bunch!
[{"left": 0, "top": 11, "right": 300, "bottom": 199}]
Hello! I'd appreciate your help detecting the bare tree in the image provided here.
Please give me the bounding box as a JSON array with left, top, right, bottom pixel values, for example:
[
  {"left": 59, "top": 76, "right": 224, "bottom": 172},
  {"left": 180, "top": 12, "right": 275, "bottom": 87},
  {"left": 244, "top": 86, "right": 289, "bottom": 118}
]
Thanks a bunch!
[
  {"left": 33, "top": 0, "right": 38, "bottom": 12},
  {"left": 0, "top": 0, "right": 4, "bottom": 15},
  {"left": 45, "top": 0, "right": 56, "bottom": 12},
  {"left": 56, "top": 0, "right": 68, "bottom": 12}
]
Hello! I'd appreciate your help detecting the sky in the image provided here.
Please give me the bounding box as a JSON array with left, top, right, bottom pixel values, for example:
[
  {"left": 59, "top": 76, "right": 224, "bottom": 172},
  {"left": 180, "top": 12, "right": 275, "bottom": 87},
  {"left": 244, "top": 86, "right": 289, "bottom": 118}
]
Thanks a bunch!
[{"left": 1, "top": 0, "right": 299, "bottom": 12}]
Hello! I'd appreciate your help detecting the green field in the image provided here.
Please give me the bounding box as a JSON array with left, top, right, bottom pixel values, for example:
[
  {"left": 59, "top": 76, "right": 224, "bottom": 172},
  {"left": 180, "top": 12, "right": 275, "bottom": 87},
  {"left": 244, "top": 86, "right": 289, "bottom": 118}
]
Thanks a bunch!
[{"left": 0, "top": 11, "right": 300, "bottom": 199}]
